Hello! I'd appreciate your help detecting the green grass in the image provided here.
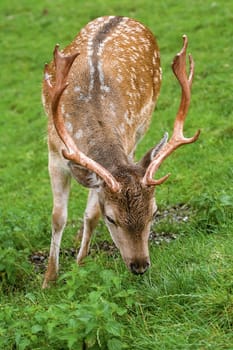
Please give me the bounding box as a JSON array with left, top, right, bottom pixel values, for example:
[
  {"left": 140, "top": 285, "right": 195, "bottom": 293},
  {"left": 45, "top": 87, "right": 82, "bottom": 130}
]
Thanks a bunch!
[{"left": 0, "top": 0, "right": 233, "bottom": 349}]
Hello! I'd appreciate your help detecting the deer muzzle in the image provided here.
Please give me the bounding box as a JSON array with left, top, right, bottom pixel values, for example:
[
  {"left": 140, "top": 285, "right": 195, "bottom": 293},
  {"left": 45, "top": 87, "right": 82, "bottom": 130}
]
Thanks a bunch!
[{"left": 129, "top": 258, "right": 150, "bottom": 275}]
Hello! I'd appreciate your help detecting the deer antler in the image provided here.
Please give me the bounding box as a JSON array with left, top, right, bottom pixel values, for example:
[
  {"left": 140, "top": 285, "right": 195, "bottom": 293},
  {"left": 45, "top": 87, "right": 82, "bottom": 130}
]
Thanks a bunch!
[
  {"left": 142, "top": 35, "right": 200, "bottom": 186},
  {"left": 45, "top": 45, "right": 121, "bottom": 193}
]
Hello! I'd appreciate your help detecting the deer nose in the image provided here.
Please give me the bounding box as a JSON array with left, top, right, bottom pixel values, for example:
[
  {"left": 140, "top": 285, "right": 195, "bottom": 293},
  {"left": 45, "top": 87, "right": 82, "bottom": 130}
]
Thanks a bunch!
[{"left": 130, "top": 260, "right": 150, "bottom": 275}]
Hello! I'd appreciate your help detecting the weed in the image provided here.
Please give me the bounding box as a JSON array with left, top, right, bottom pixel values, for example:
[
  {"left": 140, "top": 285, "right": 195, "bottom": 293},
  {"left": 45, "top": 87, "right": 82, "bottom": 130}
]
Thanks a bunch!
[
  {"left": 192, "top": 191, "right": 233, "bottom": 233},
  {"left": 0, "top": 265, "right": 136, "bottom": 349}
]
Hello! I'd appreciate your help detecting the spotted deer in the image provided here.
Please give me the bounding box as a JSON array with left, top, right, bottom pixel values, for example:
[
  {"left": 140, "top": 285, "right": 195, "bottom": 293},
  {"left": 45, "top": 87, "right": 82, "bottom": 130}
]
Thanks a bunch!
[{"left": 42, "top": 16, "right": 200, "bottom": 288}]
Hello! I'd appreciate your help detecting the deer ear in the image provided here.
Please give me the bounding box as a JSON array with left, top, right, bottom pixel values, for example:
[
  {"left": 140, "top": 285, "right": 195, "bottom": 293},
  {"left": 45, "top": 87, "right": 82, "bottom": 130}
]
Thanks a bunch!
[
  {"left": 68, "top": 162, "right": 103, "bottom": 188},
  {"left": 138, "top": 132, "right": 168, "bottom": 170}
]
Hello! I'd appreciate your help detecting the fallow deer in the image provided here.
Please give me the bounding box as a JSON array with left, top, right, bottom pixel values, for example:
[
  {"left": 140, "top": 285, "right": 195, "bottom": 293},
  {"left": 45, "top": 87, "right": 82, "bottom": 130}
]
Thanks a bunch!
[{"left": 42, "top": 16, "right": 200, "bottom": 288}]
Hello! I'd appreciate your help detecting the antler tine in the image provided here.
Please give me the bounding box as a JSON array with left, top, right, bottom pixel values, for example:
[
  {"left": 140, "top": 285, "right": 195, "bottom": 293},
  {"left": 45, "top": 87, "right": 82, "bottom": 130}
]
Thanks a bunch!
[
  {"left": 172, "top": 35, "right": 198, "bottom": 141},
  {"left": 53, "top": 44, "right": 79, "bottom": 91},
  {"left": 188, "top": 54, "right": 194, "bottom": 86},
  {"left": 172, "top": 35, "right": 200, "bottom": 143},
  {"left": 45, "top": 46, "right": 121, "bottom": 193},
  {"left": 142, "top": 35, "right": 200, "bottom": 187},
  {"left": 44, "top": 45, "right": 80, "bottom": 154}
]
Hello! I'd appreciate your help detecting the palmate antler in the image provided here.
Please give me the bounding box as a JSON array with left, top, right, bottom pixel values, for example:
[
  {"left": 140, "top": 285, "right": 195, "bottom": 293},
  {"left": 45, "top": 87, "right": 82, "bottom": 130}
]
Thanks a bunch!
[
  {"left": 142, "top": 35, "right": 200, "bottom": 186},
  {"left": 44, "top": 45, "right": 121, "bottom": 193}
]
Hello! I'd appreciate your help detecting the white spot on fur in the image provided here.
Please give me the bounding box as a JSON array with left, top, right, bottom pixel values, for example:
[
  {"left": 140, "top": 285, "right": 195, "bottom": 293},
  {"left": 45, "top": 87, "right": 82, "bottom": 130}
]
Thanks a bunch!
[
  {"left": 109, "top": 102, "right": 116, "bottom": 115},
  {"left": 65, "top": 121, "right": 73, "bottom": 133},
  {"left": 44, "top": 72, "right": 51, "bottom": 81},
  {"left": 74, "top": 86, "right": 81, "bottom": 92},
  {"left": 61, "top": 104, "right": 65, "bottom": 114},
  {"left": 116, "top": 74, "right": 123, "bottom": 83},
  {"left": 89, "top": 140, "right": 96, "bottom": 147},
  {"left": 119, "top": 123, "right": 126, "bottom": 134},
  {"left": 139, "top": 93, "right": 155, "bottom": 120},
  {"left": 124, "top": 111, "right": 133, "bottom": 126},
  {"left": 75, "top": 129, "right": 84, "bottom": 139},
  {"left": 159, "top": 67, "right": 162, "bottom": 80}
]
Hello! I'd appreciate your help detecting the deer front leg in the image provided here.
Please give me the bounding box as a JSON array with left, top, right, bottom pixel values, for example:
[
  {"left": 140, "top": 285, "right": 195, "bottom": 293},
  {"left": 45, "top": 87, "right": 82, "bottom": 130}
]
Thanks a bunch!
[
  {"left": 77, "top": 190, "right": 101, "bottom": 264},
  {"left": 42, "top": 154, "right": 71, "bottom": 288}
]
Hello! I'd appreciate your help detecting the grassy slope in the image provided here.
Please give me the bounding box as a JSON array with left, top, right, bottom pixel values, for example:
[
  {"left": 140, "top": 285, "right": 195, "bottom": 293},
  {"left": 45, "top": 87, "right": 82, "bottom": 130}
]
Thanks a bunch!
[{"left": 0, "top": 0, "right": 232, "bottom": 349}]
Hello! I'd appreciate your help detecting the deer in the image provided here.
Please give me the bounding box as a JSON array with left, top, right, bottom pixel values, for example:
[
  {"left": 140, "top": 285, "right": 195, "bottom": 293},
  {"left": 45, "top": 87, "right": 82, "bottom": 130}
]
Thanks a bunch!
[{"left": 42, "top": 16, "right": 200, "bottom": 288}]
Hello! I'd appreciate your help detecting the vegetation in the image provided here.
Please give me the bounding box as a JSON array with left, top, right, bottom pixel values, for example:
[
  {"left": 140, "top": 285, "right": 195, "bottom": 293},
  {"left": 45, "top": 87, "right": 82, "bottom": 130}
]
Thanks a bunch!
[{"left": 0, "top": 0, "right": 232, "bottom": 349}]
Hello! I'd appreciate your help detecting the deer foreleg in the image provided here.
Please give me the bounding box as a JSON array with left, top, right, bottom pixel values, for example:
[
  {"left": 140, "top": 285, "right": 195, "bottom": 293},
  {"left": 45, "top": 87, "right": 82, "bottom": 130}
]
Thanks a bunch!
[
  {"left": 77, "top": 190, "right": 101, "bottom": 264},
  {"left": 42, "top": 154, "right": 71, "bottom": 288}
]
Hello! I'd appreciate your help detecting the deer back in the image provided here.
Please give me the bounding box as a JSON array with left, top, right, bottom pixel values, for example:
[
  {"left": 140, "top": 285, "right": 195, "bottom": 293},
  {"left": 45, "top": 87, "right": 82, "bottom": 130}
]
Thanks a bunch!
[{"left": 42, "top": 16, "right": 161, "bottom": 165}]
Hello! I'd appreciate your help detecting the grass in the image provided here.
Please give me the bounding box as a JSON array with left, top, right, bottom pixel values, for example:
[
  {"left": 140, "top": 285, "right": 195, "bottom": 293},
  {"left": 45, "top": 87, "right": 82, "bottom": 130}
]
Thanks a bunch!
[{"left": 0, "top": 0, "right": 233, "bottom": 349}]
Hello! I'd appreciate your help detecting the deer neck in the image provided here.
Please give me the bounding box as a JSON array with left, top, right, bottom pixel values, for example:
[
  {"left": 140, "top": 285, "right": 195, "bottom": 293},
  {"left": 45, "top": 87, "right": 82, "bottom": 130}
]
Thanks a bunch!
[{"left": 85, "top": 120, "right": 130, "bottom": 173}]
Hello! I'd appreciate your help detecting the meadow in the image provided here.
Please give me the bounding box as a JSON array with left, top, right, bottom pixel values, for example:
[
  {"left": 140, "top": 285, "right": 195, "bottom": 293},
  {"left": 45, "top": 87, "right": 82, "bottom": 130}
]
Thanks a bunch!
[{"left": 0, "top": 0, "right": 233, "bottom": 348}]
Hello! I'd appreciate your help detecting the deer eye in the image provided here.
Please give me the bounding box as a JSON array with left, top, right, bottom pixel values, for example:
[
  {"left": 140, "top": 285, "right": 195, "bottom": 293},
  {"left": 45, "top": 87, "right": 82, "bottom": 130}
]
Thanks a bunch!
[{"left": 106, "top": 215, "right": 116, "bottom": 226}]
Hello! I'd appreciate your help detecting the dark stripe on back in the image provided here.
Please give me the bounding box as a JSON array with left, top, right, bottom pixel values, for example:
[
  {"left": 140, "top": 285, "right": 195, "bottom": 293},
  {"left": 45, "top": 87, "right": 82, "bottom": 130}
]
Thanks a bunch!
[
  {"left": 92, "top": 17, "right": 124, "bottom": 96},
  {"left": 94, "top": 16, "right": 124, "bottom": 46}
]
